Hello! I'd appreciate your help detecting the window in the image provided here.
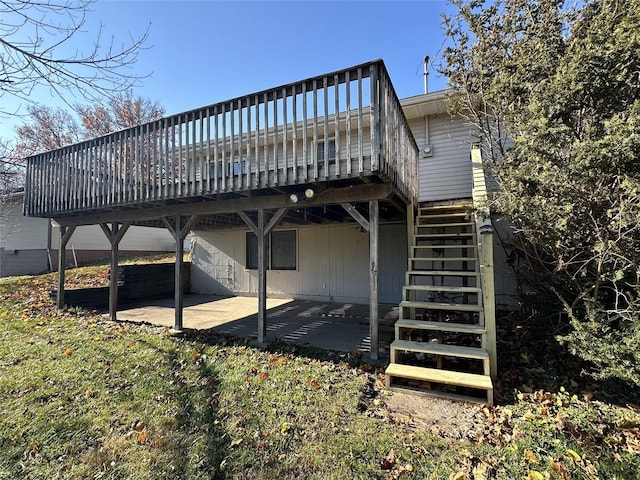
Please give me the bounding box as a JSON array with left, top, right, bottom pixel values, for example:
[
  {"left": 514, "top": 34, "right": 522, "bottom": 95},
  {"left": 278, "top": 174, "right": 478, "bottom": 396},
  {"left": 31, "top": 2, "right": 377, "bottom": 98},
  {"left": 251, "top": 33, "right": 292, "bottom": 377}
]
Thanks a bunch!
[
  {"left": 317, "top": 139, "right": 336, "bottom": 165},
  {"left": 246, "top": 230, "right": 297, "bottom": 270}
]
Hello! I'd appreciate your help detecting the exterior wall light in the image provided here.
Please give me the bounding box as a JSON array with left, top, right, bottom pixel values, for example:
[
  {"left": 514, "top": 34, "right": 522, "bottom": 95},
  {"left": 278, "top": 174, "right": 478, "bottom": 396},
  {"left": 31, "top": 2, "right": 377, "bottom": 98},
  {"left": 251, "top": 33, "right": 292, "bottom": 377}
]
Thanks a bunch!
[{"left": 289, "top": 189, "right": 314, "bottom": 203}]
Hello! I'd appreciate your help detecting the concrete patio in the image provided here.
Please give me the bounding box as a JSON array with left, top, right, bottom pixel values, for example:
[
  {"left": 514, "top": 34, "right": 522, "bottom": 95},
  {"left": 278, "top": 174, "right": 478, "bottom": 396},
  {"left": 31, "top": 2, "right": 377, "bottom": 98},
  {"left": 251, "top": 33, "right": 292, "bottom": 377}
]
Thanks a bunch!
[{"left": 116, "top": 295, "right": 397, "bottom": 355}]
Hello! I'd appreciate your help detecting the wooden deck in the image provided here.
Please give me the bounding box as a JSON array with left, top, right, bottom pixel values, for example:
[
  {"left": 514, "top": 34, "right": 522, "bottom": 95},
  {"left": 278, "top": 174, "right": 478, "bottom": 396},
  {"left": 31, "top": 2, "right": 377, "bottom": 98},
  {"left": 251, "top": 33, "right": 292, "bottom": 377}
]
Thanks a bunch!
[{"left": 23, "top": 60, "right": 418, "bottom": 222}]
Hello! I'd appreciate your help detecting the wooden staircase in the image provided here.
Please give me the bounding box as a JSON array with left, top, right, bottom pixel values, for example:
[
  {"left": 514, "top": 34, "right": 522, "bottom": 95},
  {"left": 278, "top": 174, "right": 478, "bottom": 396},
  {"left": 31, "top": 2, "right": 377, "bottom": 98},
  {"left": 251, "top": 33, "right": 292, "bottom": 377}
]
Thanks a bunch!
[{"left": 385, "top": 201, "right": 495, "bottom": 405}]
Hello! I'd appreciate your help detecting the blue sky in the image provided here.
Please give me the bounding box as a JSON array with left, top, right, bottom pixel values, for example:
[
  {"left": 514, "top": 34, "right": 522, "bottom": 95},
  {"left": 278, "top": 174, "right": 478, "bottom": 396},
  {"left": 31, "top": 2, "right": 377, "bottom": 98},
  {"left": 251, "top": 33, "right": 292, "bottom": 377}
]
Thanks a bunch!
[{"left": 1, "top": 0, "right": 455, "bottom": 140}]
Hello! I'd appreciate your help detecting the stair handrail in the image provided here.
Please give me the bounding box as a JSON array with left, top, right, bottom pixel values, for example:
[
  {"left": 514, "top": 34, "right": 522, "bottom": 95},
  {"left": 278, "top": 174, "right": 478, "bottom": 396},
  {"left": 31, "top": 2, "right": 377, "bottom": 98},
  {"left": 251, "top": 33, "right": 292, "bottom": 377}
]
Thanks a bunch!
[{"left": 471, "top": 144, "right": 497, "bottom": 379}]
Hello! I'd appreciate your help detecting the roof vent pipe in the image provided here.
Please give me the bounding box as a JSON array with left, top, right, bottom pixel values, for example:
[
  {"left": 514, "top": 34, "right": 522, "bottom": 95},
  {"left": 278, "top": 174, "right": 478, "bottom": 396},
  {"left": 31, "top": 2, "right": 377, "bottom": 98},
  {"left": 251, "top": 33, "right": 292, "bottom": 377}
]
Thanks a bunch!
[{"left": 423, "top": 55, "right": 430, "bottom": 94}]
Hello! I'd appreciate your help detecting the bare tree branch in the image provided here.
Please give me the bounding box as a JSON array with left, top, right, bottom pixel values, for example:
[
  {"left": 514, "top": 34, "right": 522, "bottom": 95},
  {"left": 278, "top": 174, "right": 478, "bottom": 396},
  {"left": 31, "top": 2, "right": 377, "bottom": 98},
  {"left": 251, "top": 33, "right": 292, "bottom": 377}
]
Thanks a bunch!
[{"left": 0, "top": 0, "right": 150, "bottom": 116}]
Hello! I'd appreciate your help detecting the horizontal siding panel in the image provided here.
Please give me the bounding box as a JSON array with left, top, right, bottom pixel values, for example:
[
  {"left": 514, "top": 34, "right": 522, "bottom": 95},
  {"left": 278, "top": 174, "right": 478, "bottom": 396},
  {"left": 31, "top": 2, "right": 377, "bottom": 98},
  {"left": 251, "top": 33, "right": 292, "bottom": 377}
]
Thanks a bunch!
[
  {"left": 191, "top": 223, "right": 406, "bottom": 304},
  {"left": 415, "top": 115, "right": 475, "bottom": 202},
  {"left": 0, "top": 201, "right": 49, "bottom": 250},
  {"left": 0, "top": 250, "right": 49, "bottom": 277},
  {"left": 51, "top": 225, "right": 174, "bottom": 251}
]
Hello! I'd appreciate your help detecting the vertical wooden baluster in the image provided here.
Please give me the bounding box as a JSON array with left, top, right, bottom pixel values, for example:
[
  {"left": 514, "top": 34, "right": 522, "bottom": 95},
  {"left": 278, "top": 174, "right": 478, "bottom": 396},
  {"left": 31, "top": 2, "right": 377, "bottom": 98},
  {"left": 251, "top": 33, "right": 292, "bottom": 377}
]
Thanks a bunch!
[
  {"left": 357, "top": 68, "right": 364, "bottom": 174},
  {"left": 346, "top": 70, "right": 352, "bottom": 176},
  {"left": 312, "top": 79, "right": 318, "bottom": 181},
  {"left": 302, "top": 82, "right": 308, "bottom": 182},
  {"left": 334, "top": 73, "right": 340, "bottom": 178},
  {"left": 323, "top": 75, "right": 329, "bottom": 181},
  {"left": 263, "top": 93, "right": 268, "bottom": 188}
]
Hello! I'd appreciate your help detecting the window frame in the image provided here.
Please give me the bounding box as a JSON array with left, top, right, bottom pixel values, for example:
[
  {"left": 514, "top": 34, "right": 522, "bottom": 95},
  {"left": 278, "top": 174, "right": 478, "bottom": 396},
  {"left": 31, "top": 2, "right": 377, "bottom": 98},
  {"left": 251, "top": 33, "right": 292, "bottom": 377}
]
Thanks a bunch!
[
  {"left": 317, "top": 138, "right": 336, "bottom": 166},
  {"left": 245, "top": 229, "right": 297, "bottom": 271}
]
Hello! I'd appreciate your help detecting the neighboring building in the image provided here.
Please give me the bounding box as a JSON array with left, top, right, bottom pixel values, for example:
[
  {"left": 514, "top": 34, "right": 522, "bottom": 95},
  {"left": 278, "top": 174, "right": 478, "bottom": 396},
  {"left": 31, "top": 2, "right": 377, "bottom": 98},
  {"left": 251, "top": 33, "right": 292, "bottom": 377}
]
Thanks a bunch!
[
  {"left": 0, "top": 191, "right": 174, "bottom": 277},
  {"left": 21, "top": 60, "right": 517, "bottom": 404}
]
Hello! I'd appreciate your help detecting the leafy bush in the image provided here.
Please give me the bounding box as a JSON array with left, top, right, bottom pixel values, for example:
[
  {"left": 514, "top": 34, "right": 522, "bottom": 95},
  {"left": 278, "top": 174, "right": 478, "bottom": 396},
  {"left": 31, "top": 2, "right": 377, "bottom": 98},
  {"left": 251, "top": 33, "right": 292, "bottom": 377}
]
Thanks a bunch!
[{"left": 443, "top": 0, "right": 640, "bottom": 385}]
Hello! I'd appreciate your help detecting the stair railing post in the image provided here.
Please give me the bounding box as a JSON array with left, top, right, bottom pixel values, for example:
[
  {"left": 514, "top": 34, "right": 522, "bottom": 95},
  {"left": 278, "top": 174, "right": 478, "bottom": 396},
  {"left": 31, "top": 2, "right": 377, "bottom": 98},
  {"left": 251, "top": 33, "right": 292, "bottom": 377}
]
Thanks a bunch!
[{"left": 480, "top": 223, "right": 497, "bottom": 379}]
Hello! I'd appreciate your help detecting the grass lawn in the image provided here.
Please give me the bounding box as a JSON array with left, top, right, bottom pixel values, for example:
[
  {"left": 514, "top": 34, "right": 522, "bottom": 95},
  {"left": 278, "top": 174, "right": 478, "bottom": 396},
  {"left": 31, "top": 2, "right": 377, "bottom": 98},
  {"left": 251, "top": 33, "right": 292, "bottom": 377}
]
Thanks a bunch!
[{"left": 0, "top": 262, "right": 639, "bottom": 479}]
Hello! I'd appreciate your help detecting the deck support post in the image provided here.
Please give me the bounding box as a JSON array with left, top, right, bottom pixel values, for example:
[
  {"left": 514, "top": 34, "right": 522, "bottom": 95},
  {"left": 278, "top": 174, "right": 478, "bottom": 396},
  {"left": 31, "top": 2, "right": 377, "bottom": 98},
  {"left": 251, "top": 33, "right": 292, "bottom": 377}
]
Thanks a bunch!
[
  {"left": 340, "top": 201, "right": 380, "bottom": 360},
  {"left": 162, "top": 215, "right": 199, "bottom": 332},
  {"left": 238, "top": 208, "right": 288, "bottom": 344},
  {"left": 99, "top": 222, "right": 131, "bottom": 321},
  {"left": 175, "top": 221, "right": 184, "bottom": 332},
  {"left": 369, "top": 200, "right": 379, "bottom": 361},
  {"left": 56, "top": 225, "right": 76, "bottom": 310},
  {"left": 257, "top": 210, "right": 267, "bottom": 343}
]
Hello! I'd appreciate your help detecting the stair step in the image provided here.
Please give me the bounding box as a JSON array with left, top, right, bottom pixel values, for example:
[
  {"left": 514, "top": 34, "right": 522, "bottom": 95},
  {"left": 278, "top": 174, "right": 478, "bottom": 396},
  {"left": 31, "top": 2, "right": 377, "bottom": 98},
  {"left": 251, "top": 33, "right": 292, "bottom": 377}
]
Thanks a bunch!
[
  {"left": 400, "top": 300, "right": 482, "bottom": 312},
  {"left": 418, "top": 212, "right": 469, "bottom": 221},
  {"left": 404, "top": 285, "right": 480, "bottom": 293},
  {"left": 391, "top": 340, "right": 489, "bottom": 360},
  {"left": 410, "top": 257, "right": 478, "bottom": 263},
  {"left": 407, "top": 270, "right": 479, "bottom": 277},
  {"left": 412, "top": 245, "right": 477, "bottom": 250},
  {"left": 419, "top": 203, "right": 471, "bottom": 211},
  {"left": 414, "top": 233, "right": 475, "bottom": 239},
  {"left": 416, "top": 222, "right": 474, "bottom": 229},
  {"left": 395, "top": 319, "right": 485, "bottom": 334},
  {"left": 385, "top": 363, "right": 492, "bottom": 391}
]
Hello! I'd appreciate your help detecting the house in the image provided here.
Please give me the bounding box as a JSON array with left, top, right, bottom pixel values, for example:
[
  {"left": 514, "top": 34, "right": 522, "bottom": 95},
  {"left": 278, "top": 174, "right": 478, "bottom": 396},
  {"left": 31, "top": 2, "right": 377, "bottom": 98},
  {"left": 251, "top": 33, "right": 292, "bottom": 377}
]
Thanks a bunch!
[
  {"left": 0, "top": 190, "right": 175, "bottom": 277},
  {"left": 22, "top": 60, "right": 516, "bottom": 404}
]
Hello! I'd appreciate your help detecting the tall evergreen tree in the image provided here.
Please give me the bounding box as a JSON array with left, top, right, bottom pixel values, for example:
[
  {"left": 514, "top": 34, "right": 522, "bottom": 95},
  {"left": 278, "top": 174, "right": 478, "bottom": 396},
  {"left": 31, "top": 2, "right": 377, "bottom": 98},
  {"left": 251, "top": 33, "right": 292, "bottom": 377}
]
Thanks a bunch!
[{"left": 443, "top": 0, "right": 640, "bottom": 384}]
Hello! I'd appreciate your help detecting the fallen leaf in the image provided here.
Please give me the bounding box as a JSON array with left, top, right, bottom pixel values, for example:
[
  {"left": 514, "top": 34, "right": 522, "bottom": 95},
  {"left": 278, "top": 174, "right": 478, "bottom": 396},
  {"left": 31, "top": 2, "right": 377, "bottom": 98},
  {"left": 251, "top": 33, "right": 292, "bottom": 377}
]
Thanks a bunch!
[
  {"left": 24, "top": 441, "right": 39, "bottom": 456},
  {"left": 524, "top": 450, "right": 538, "bottom": 463},
  {"left": 565, "top": 449, "right": 581, "bottom": 462},
  {"left": 473, "top": 463, "right": 490, "bottom": 480},
  {"left": 380, "top": 458, "right": 395, "bottom": 471},
  {"left": 133, "top": 420, "right": 146, "bottom": 431},
  {"left": 449, "top": 472, "right": 466, "bottom": 480},
  {"left": 269, "top": 356, "right": 286, "bottom": 365},
  {"left": 551, "top": 460, "right": 569, "bottom": 480},
  {"left": 136, "top": 432, "right": 148, "bottom": 443},
  {"left": 63, "top": 348, "right": 73, "bottom": 356},
  {"left": 280, "top": 423, "right": 291, "bottom": 435},
  {"left": 258, "top": 372, "right": 269, "bottom": 380}
]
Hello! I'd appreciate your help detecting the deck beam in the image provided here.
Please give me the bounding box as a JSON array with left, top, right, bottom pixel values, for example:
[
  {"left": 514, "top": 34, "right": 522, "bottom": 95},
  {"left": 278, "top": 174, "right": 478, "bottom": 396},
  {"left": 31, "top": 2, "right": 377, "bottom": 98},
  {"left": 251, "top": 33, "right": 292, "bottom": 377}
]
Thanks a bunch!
[{"left": 51, "top": 183, "right": 394, "bottom": 228}]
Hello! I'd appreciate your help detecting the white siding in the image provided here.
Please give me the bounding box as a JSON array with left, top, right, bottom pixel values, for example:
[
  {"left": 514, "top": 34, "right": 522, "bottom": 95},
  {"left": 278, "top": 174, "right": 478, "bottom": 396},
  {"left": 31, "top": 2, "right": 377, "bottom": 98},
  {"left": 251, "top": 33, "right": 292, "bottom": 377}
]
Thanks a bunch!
[
  {"left": 0, "top": 250, "right": 49, "bottom": 277},
  {"left": 51, "top": 225, "right": 174, "bottom": 252},
  {"left": 0, "top": 201, "right": 48, "bottom": 250},
  {"left": 409, "top": 114, "right": 475, "bottom": 202},
  {"left": 191, "top": 223, "right": 407, "bottom": 304}
]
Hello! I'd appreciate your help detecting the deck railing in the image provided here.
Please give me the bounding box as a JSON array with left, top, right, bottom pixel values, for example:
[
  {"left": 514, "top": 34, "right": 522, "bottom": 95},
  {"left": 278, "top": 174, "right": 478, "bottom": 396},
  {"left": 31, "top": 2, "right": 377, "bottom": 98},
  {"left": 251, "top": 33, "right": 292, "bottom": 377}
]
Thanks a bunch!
[{"left": 24, "top": 60, "right": 418, "bottom": 217}]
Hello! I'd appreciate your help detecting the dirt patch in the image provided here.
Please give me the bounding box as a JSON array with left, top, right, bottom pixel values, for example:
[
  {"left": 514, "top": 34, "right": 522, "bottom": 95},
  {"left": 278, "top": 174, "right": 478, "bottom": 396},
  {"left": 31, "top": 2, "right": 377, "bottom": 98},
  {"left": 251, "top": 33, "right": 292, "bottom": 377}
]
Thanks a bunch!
[{"left": 382, "top": 390, "right": 480, "bottom": 439}]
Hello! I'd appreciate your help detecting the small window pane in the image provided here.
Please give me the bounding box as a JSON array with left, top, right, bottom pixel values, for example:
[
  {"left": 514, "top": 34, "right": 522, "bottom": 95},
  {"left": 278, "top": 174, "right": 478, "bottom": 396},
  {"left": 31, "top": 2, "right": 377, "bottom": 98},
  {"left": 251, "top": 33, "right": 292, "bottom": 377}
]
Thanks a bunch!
[
  {"left": 246, "top": 232, "right": 258, "bottom": 269},
  {"left": 270, "top": 230, "right": 296, "bottom": 270}
]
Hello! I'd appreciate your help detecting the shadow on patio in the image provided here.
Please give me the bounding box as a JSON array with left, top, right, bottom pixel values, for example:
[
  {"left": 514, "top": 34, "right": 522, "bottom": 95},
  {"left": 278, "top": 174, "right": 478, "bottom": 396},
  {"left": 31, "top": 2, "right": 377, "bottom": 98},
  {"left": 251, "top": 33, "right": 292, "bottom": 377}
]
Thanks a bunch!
[{"left": 117, "top": 295, "right": 397, "bottom": 355}]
